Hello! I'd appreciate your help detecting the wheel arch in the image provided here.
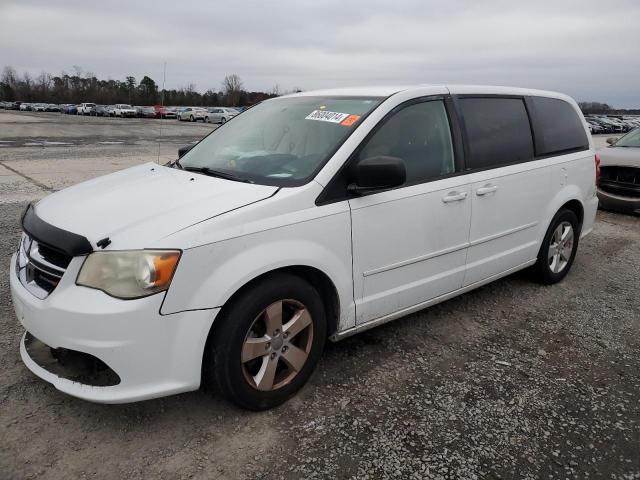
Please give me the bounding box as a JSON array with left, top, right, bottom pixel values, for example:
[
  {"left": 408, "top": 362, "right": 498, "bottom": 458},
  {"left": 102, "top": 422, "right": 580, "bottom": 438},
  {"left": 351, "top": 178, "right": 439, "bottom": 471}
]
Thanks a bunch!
[
  {"left": 536, "top": 193, "right": 585, "bottom": 259},
  {"left": 209, "top": 265, "right": 341, "bottom": 341}
]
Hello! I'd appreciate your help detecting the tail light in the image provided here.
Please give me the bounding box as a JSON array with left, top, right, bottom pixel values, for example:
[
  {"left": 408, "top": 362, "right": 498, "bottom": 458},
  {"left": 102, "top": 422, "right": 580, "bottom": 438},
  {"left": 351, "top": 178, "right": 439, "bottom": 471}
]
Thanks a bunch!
[{"left": 594, "top": 154, "right": 601, "bottom": 186}]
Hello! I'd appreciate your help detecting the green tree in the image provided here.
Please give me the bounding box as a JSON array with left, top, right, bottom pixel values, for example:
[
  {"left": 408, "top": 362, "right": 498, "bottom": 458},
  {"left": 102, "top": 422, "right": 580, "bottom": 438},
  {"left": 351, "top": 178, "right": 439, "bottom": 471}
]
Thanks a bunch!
[{"left": 138, "top": 76, "right": 158, "bottom": 105}]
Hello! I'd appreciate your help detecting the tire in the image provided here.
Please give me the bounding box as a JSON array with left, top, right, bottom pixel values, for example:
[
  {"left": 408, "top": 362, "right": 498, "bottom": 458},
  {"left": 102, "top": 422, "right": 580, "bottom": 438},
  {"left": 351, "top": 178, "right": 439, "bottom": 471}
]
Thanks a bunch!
[
  {"left": 204, "top": 273, "right": 327, "bottom": 410},
  {"left": 532, "top": 208, "right": 580, "bottom": 284},
  {"left": 204, "top": 116, "right": 209, "bottom": 123},
  {"left": 190, "top": 115, "right": 194, "bottom": 122},
  {"left": 221, "top": 117, "right": 226, "bottom": 124}
]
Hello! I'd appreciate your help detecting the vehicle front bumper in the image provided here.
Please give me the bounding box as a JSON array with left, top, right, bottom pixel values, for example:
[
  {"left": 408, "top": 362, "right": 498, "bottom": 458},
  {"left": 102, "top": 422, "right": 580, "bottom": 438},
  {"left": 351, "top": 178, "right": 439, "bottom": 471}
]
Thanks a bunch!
[
  {"left": 597, "top": 189, "right": 640, "bottom": 214},
  {"left": 10, "top": 253, "right": 218, "bottom": 403}
]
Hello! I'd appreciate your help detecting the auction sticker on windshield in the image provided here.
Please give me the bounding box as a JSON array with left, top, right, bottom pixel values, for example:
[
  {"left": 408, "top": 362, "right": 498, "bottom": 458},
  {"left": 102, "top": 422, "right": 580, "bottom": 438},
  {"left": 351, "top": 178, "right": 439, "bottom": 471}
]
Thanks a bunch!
[{"left": 305, "top": 110, "right": 350, "bottom": 123}]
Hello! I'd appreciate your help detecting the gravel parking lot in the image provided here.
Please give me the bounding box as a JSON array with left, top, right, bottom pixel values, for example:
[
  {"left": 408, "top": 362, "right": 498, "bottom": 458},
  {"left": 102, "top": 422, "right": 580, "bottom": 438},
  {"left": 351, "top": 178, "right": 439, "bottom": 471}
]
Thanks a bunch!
[{"left": 0, "top": 111, "right": 638, "bottom": 479}]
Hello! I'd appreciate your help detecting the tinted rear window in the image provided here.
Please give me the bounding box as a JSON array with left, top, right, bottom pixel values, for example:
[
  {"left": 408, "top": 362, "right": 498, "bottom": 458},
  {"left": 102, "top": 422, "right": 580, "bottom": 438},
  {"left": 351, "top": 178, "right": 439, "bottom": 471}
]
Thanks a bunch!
[
  {"left": 530, "top": 97, "right": 588, "bottom": 156},
  {"left": 459, "top": 97, "right": 534, "bottom": 170}
]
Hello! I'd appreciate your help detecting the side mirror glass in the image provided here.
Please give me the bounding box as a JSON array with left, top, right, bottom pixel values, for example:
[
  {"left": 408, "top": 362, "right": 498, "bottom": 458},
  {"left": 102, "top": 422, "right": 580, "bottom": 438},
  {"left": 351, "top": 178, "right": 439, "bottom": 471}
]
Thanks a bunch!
[
  {"left": 348, "top": 156, "right": 406, "bottom": 195},
  {"left": 178, "top": 144, "right": 194, "bottom": 158}
]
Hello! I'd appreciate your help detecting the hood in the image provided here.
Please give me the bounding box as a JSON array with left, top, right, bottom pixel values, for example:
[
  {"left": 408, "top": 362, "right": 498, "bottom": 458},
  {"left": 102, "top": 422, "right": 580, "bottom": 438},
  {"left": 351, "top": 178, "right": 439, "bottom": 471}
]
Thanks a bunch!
[
  {"left": 34, "top": 163, "right": 278, "bottom": 250},
  {"left": 597, "top": 146, "right": 640, "bottom": 168}
]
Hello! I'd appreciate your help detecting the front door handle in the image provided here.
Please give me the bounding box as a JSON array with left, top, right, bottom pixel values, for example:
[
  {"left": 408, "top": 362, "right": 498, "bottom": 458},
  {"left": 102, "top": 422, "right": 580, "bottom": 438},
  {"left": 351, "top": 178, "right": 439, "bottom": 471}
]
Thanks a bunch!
[
  {"left": 442, "top": 191, "right": 468, "bottom": 203},
  {"left": 476, "top": 185, "right": 498, "bottom": 196}
]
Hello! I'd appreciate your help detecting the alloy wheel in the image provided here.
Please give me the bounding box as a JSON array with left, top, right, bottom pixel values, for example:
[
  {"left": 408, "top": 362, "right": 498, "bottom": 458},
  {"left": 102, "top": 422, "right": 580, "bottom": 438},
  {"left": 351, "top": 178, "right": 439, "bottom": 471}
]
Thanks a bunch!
[
  {"left": 241, "top": 299, "right": 313, "bottom": 391},
  {"left": 548, "top": 221, "right": 574, "bottom": 273}
]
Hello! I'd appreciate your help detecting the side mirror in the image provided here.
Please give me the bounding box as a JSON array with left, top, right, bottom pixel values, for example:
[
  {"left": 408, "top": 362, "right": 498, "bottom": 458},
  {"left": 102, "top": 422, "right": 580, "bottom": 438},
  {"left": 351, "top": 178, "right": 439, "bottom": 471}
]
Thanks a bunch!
[
  {"left": 606, "top": 137, "right": 617, "bottom": 145},
  {"left": 348, "top": 156, "right": 406, "bottom": 195},
  {"left": 178, "top": 144, "right": 194, "bottom": 158}
]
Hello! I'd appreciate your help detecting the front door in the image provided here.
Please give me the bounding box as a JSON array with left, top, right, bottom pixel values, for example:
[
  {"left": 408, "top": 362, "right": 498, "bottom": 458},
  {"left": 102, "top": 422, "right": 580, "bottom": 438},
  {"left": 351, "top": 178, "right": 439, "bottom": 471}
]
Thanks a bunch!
[{"left": 349, "top": 99, "right": 472, "bottom": 324}]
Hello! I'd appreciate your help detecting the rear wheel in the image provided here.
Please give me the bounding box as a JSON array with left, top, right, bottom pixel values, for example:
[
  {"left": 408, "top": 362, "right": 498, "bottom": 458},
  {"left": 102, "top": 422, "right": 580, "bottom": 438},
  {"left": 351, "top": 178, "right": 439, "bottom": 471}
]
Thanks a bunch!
[
  {"left": 221, "top": 117, "right": 226, "bottom": 124},
  {"left": 190, "top": 115, "right": 195, "bottom": 122},
  {"left": 532, "top": 209, "right": 580, "bottom": 284},
  {"left": 204, "top": 273, "right": 326, "bottom": 410}
]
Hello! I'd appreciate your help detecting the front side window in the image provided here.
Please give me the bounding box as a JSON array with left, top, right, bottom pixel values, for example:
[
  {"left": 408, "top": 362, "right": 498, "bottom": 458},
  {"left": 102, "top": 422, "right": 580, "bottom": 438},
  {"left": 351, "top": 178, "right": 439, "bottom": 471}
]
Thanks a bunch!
[
  {"left": 459, "top": 97, "right": 534, "bottom": 170},
  {"left": 358, "top": 100, "right": 455, "bottom": 184},
  {"left": 180, "top": 96, "right": 383, "bottom": 186}
]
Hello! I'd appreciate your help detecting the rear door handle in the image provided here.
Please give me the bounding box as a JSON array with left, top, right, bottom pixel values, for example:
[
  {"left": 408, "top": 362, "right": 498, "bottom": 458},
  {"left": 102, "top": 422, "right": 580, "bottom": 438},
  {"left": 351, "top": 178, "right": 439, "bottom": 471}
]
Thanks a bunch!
[
  {"left": 476, "top": 185, "right": 498, "bottom": 196},
  {"left": 442, "top": 191, "right": 468, "bottom": 203}
]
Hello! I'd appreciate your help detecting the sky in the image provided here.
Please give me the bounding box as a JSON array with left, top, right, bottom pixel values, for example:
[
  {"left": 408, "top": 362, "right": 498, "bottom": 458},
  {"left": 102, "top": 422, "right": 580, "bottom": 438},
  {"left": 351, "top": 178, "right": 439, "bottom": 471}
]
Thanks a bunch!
[{"left": 1, "top": 0, "right": 639, "bottom": 108}]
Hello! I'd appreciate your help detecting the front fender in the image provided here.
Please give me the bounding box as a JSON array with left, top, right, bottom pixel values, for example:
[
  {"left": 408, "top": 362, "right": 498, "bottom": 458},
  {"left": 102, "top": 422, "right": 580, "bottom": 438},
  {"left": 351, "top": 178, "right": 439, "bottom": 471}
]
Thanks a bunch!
[{"left": 161, "top": 211, "right": 355, "bottom": 331}]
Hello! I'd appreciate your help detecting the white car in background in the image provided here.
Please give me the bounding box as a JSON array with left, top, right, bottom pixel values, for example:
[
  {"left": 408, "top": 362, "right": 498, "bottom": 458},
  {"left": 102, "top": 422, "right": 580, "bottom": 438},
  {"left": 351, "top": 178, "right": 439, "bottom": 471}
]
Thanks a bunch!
[
  {"left": 205, "top": 107, "right": 239, "bottom": 124},
  {"left": 77, "top": 103, "right": 96, "bottom": 115},
  {"left": 10, "top": 85, "right": 598, "bottom": 411},
  {"left": 113, "top": 104, "right": 137, "bottom": 118},
  {"left": 178, "top": 107, "right": 207, "bottom": 122}
]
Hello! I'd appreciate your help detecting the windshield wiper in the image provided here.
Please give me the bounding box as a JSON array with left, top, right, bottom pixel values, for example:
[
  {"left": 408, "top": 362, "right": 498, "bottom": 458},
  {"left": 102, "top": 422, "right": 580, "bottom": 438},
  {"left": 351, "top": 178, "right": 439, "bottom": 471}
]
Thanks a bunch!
[{"left": 183, "top": 166, "right": 253, "bottom": 183}]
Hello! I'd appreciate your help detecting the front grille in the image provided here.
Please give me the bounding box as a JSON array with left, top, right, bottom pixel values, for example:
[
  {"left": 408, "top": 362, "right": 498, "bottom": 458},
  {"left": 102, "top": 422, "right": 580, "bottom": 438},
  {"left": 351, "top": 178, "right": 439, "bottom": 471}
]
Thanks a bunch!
[
  {"left": 36, "top": 242, "right": 72, "bottom": 269},
  {"left": 16, "top": 234, "right": 71, "bottom": 298},
  {"left": 600, "top": 166, "right": 640, "bottom": 198}
]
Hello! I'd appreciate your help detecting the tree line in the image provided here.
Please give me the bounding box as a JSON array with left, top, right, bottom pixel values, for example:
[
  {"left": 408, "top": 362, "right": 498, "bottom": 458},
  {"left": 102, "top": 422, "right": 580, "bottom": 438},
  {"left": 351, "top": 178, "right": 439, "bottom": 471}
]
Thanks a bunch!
[
  {"left": 578, "top": 101, "right": 640, "bottom": 115},
  {"left": 0, "top": 66, "right": 280, "bottom": 107}
]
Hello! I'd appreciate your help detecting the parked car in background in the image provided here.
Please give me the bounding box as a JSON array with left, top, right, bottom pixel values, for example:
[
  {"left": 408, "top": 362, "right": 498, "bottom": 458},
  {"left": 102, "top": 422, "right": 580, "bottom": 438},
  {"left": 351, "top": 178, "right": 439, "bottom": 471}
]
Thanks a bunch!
[
  {"left": 178, "top": 107, "right": 207, "bottom": 122},
  {"left": 46, "top": 104, "right": 61, "bottom": 112},
  {"left": 153, "top": 105, "right": 177, "bottom": 119},
  {"left": 113, "top": 104, "right": 137, "bottom": 118},
  {"left": 597, "top": 128, "right": 640, "bottom": 214},
  {"left": 89, "top": 105, "right": 102, "bottom": 116},
  {"left": 10, "top": 85, "right": 598, "bottom": 410},
  {"left": 62, "top": 104, "right": 78, "bottom": 115},
  {"left": 31, "top": 103, "right": 48, "bottom": 112},
  {"left": 77, "top": 103, "right": 96, "bottom": 115},
  {"left": 205, "top": 107, "right": 239, "bottom": 124},
  {"left": 1, "top": 101, "right": 19, "bottom": 110},
  {"left": 105, "top": 105, "right": 116, "bottom": 117},
  {"left": 164, "top": 106, "right": 178, "bottom": 119},
  {"left": 19, "top": 103, "right": 32, "bottom": 111},
  {"left": 139, "top": 106, "right": 157, "bottom": 118},
  {"left": 587, "top": 121, "right": 604, "bottom": 134}
]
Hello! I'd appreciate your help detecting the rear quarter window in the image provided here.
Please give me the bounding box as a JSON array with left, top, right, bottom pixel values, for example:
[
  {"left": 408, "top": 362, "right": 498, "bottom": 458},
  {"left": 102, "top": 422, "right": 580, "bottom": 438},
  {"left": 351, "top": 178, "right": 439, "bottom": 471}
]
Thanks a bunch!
[
  {"left": 529, "top": 97, "right": 589, "bottom": 156},
  {"left": 458, "top": 97, "right": 534, "bottom": 170}
]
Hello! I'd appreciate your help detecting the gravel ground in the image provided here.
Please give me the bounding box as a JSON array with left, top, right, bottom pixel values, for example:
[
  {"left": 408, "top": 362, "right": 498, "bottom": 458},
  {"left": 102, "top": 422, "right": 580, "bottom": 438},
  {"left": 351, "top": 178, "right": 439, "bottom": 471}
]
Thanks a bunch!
[{"left": 0, "top": 111, "right": 638, "bottom": 479}]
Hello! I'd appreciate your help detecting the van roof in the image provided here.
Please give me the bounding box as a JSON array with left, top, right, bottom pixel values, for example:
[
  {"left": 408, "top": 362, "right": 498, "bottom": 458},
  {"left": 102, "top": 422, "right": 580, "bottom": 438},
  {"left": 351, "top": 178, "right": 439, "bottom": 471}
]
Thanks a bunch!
[{"left": 285, "top": 85, "right": 573, "bottom": 102}]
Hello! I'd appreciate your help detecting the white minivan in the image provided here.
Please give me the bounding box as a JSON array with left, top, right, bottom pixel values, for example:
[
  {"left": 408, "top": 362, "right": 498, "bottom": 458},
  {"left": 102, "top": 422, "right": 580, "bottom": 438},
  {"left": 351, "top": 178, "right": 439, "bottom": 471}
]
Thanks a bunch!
[{"left": 10, "top": 85, "right": 598, "bottom": 410}]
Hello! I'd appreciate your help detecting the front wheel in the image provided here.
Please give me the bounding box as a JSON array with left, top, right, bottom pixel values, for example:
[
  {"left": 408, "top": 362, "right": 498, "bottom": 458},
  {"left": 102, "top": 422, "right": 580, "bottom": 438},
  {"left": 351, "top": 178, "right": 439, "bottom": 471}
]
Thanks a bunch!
[
  {"left": 220, "top": 117, "right": 226, "bottom": 124},
  {"left": 532, "top": 209, "right": 580, "bottom": 284},
  {"left": 190, "top": 115, "right": 194, "bottom": 122},
  {"left": 204, "top": 273, "right": 326, "bottom": 410}
]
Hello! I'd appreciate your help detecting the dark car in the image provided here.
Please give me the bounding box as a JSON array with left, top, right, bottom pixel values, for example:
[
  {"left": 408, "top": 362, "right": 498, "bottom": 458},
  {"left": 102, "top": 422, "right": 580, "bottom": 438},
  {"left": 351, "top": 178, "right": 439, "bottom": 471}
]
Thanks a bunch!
[
  {"left": 63, "top": 104, "right": 78, "bottom": 114},
  {"left": 90, "top": 105, "right": 109, "bottom": 116},
  {"left": 139, "top": 106, "right": 157, "bottom": 118}
]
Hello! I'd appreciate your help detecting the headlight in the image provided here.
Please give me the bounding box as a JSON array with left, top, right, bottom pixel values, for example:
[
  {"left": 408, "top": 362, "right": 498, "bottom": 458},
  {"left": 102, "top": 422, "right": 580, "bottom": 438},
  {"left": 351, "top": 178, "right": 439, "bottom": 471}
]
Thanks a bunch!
[{"left": 77, "top": 250, "right": 181, "bottom": 299}]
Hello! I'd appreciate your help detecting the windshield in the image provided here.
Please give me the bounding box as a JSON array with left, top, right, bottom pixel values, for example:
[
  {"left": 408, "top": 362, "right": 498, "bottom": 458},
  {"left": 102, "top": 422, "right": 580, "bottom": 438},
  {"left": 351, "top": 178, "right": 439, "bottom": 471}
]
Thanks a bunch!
[
  {"left": 179, "top": 96, "right": 383, "bottom": 186},
  {"left": 615, "top": 128, "right": 640, "bottom": 147}
]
